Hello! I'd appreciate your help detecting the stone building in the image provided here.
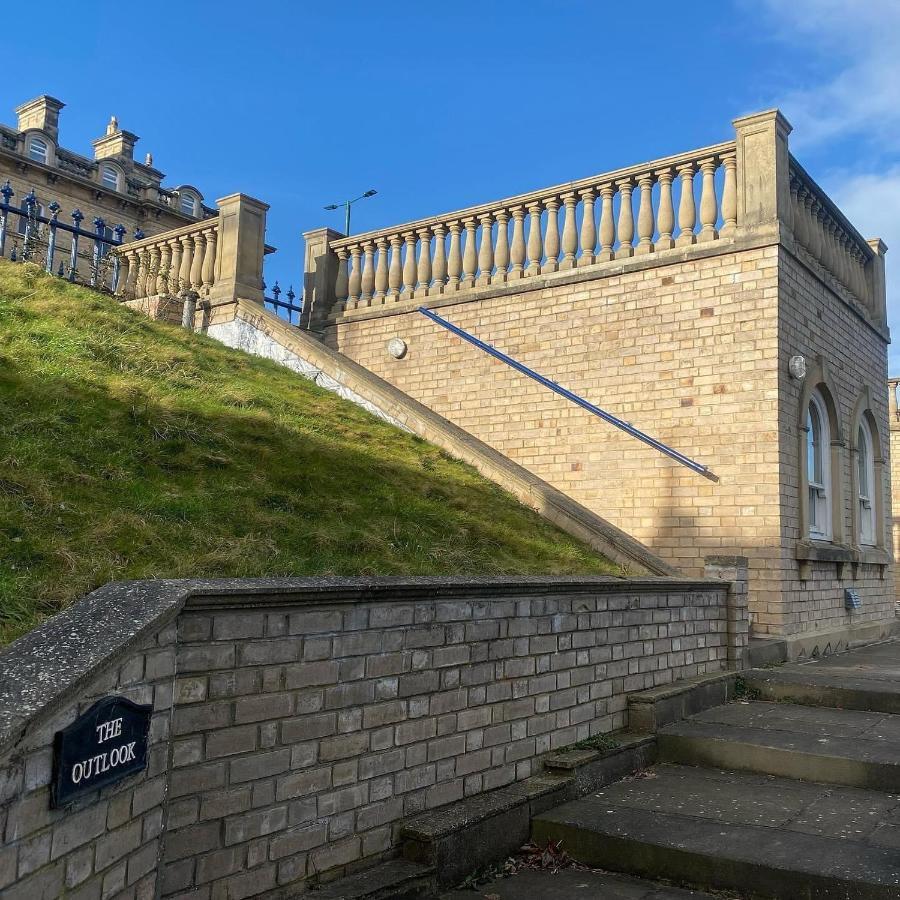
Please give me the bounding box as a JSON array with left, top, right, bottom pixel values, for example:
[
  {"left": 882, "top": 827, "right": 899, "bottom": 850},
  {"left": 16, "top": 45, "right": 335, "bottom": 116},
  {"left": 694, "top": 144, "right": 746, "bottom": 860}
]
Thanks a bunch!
[
  {"left": 0, "top": 94, "right": 213, "bottom": 277},
  {"left": 297, "top": 110, "right": 895, "bottom": 658}
]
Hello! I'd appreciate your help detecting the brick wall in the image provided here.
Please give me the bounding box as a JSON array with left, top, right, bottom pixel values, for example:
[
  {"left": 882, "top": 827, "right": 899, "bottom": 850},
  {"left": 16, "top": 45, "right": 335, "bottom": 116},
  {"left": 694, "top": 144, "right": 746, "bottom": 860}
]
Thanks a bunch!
[
  {"left": 0, "top": 577, "right": 733, "bottom": 899},
  {"left": 0, "top": 625, "right": 175, "bottom": 900},
  {"left": 324, "top": 245, "right": 784, "bottom": 624}
]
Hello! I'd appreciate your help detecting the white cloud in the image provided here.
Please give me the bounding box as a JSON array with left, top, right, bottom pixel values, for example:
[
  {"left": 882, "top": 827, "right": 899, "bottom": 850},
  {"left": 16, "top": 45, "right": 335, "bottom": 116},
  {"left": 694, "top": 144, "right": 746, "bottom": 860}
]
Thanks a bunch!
[{"left": 754, "top": 0, "right": 900, "bottom": 148}]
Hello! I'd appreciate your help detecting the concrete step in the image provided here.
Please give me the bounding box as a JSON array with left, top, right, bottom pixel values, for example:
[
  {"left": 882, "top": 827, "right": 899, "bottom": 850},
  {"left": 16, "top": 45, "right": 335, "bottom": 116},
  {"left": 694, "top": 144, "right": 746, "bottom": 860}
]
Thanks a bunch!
[
  {"left": 439, "top": 866, "right": 730, "bottom": 899},
  {"left": 311, "top": 859, "right": 435, "bottom": 900},
  {"left": 532, "top": 763, "right": 900, "bottom": 899},
  {"left": 658, "top": 700, "right": 900, "bottom": 790},
  {"left": 744, "top": 640, "right": 900, "bottom": 715}
]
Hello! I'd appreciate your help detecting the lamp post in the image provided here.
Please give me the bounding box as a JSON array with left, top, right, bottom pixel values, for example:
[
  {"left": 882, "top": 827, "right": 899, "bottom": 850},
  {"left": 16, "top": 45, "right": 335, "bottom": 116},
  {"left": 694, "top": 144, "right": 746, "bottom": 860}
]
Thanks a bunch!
[{"left": 324, "top": 189, "right": 377, "bottom": 236}]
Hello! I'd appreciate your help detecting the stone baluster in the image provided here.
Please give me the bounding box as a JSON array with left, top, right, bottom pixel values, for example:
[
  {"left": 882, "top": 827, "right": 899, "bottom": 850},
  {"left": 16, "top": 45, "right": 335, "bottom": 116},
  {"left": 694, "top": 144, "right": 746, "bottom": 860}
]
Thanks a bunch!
[
  {"left": 578, "top": 189, "right": 596, "bottom": 266},
  {"left": 635, "top": 174, "right": 655, "bottom": 255},
  {"left": 115, "top": 252, "right": 130, "bottom": 297},
  {"left": 121, "top": 251, "right": 137, "bottom": 297},
  {"left": 526, "top": 202, "right": 543, "bottom": 276},
  {"left": 543, "top": 198, "right": 560, "bottom": 273},
  {"left": 335, "top": 246, "right": 349, "bottom": 304},
  {"left": 560, "top": 192, "right": 578, "bottom": 270},
  {"left": 509, "top": 207, "right": 526, "bottom": 280},
  {"left": 806, "top": 196, "right": 823, "bottom": 263},
  {"left": 201, "top": 229, "right": 217, "bottom": 291},
  {"left": 432, "top": 224, "right": 447, "bottom": 293},
  {"left": 615, "top": 180, "right": 634, "bottom": 259},
  {"left": 676, "top": 163, "right": 696, "bottom": 246},
  {"left": 348, "top": 245, "right": 363, "bottom": 306},
  {"left": 698, "top": 158, "right": 719, "bottom": 242},
  {"left": 148, "top": 247, "right": 161, "bottom": 296},
  {"left": 387, "top": 235, "right": 402, "bottom": 301},
  {"left": 374, "top": 237, "right": 390, "bottom": 302},
  {"left": 720, "top": 154, "right": 737, "bottom": 238},
  {"left": 402, "top": 232, "right": 418, "bottom": 298},
  {"left": 852, "top": 244, "right": 868, "bottom": 301},
  {"left": 416, "top": 228, "right": 432, "bottom": 295},
  {"left": 462, "top": 217, "right": 478, "bottom": 288},
  {"left": 360, "top": 241, "right": 376, "bottom": 305},
  {"left": 178, "top": 236, "right": 194, "bottom": 295},
  {"left": 790, "top": 180, "right": 807, "bottom": 250},
  {"left": 187, "top": 234, "right": 204, "bottom": 293},
  {"left": 476, "top": 213, "right": 493, "bottom": 286},
  {"left": 156, "top": 242, "right": 172, "bottom": 295},
  {"left": 169, "top": 239, "right": 183, "bottom": 295},
  {"left": 447, "top": 221, "right": 463, "bottom": 290},
  {"left": 655, "top": 169, "right": 675, "bottom": 250},
  {"left": 493, "top": 211, "right": 509, "bottom": 283},
  {"left": 597, "top": 185, "right": 615, "bottom": 262}
]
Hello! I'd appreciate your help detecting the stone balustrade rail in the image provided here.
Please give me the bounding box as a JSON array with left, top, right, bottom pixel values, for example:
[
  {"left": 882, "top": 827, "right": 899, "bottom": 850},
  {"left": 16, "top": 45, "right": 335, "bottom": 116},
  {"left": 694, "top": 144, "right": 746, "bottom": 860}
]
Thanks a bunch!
[
  {"left": 113, "top": 217, "right": 219, "bottom": 302},
  {"left": 788, "top": 156, "right": 876, "bottom": 312},
  {"left": 328, "top": 140, "right": 738, "bottom": 312}
]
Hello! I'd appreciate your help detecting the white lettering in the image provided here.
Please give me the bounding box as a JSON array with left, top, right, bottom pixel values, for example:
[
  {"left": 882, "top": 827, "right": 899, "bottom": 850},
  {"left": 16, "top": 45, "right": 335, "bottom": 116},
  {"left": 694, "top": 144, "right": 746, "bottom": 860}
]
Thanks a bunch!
[
  {"left": 124, "top": 742, "right": 136, "bottom": 762},
  {"left": 109, "top": 747, "right": 121, "bottom": 767},
  {"left": 95, "top": 717, "right": 124, "bottom": 744},
  {"left": 69, "top": 739, "right": 139, "bottom": 788},
  {"left": 71, "top": 762, "right": 83, "bottom": 784}
]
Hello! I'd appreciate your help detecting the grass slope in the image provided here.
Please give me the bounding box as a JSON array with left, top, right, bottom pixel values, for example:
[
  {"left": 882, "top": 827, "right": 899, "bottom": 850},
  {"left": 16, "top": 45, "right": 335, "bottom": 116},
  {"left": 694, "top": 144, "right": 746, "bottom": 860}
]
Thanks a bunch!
[{"left": 0, "top": 262, "right": 617, "bottom": 644}]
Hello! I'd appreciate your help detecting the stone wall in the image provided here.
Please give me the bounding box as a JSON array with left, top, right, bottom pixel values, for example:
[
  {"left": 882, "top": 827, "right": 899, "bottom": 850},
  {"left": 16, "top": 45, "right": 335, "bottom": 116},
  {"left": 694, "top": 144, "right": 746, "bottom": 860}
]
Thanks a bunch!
[
  {"left": 0, "top": 576, "right": 736, "bottom": 899},
  {"left": 324, "top": 243, "right": 785, "bottom": 622}
]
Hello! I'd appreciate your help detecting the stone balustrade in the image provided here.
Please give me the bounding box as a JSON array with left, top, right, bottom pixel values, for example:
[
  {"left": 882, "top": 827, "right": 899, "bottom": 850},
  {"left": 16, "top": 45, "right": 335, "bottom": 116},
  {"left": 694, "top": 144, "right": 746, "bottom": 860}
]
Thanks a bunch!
[
  {"left": 329, "top": 141, "right": 738, "bottom": 312},
  {"left": 788, "top": 157, "right": 876, "bottom": 312},
  {"left": 114, "top": 218, "right": 219, "bottom": 302}
]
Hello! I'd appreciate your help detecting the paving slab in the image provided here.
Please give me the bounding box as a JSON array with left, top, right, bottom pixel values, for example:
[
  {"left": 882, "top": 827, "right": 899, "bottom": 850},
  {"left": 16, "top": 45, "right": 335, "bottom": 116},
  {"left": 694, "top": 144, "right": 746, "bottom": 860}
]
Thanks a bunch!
[
  {"left": 532, "top": 764, "right": 900, "bottom": 899},
  {"left": 746, "top": 640, "right": 900, "bottom": 714},
  {"left": 440, "top": 867, "right": 728, "bottom": 899},
  {"left": 659, "top": 700, "right": 900, "bottom": 790}
]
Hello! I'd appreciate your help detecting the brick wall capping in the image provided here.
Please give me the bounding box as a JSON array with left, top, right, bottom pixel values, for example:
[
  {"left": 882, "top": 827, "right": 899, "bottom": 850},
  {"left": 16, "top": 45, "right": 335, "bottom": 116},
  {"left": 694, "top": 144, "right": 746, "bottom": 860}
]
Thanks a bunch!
[{"left": 0, "top": 575, "right": 726, "bottom": 757}]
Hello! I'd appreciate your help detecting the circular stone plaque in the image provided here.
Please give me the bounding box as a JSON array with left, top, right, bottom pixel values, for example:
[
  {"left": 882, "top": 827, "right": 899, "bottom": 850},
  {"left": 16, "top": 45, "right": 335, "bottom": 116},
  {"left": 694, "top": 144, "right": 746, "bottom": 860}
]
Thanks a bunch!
[{"left": 387, "top": 338, "right": 408, "bottom": 359}]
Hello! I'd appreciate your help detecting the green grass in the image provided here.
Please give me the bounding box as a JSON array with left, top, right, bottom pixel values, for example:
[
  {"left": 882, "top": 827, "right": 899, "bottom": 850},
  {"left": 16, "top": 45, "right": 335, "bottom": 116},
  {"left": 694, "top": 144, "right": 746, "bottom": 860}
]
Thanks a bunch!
[{"left": 0, "top": 261, "right": 618, "bottom": 645}]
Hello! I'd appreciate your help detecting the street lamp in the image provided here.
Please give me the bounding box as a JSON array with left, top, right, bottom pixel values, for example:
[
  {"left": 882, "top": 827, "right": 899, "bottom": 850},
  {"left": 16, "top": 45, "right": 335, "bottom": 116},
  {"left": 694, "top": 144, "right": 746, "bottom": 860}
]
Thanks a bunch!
[{"left": 324, "top": 189, "right": 377, "bottom": 236}]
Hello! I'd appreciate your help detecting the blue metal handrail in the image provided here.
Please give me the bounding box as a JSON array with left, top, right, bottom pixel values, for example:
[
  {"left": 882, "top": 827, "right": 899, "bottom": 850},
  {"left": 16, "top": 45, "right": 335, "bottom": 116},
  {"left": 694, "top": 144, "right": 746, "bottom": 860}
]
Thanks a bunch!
[{"left": 418, "top": 306, "right": 718, "bottom": 482}]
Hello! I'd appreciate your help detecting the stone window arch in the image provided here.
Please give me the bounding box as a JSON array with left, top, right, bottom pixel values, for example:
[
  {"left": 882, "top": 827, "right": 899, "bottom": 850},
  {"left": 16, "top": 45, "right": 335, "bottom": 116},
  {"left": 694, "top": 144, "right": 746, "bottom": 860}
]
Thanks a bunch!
[
  {"left": 797, "top": 357, "right": 843, "bottom": 545},
  {"left": 849, "top": 388, "right": 884, "bottom": 549}
]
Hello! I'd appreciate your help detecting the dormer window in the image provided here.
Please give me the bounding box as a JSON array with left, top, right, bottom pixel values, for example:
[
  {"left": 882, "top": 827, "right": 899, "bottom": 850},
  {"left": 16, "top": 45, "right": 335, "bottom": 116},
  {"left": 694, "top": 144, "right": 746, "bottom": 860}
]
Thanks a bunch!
[
  {"left": 28, "top": 137, "right": 48, "bottom": 164},
  {"left": 101, "top": 164, "right": 120, "bottom": 191},
  {"left": 180, "top": 192, "right": 197, "bottom": 216}
]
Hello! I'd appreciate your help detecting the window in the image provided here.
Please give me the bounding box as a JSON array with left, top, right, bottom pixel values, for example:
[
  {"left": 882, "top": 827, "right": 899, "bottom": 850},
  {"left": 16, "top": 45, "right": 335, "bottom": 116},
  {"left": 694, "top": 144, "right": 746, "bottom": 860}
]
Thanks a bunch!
[
  {"left": 857, "top": 419, "right": 876, "bottom": 545},
  {"left": 28, "top": 138, "right": 48, "bottom": 164},
  {"left": 17, "top": 199, "right": 44, "bottom": 236},
  {"left": 806, "top": 391, "right": 831, "bottom": 540},
  {"left": 180, "top": 192, "right": 196, "bottom": 216},
  {"left": 101, "top": 165, "right": 120, "bottom": 191}
]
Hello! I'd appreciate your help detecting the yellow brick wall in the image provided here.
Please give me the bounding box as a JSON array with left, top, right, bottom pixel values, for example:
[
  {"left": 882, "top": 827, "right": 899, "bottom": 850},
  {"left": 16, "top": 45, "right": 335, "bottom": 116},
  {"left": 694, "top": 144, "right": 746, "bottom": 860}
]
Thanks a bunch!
[
  {"left": 325, "top": 243, "right": 894, "bottom": 640},
  {"left": 326, "top": 246, "right": 786, "bottom": 630}
]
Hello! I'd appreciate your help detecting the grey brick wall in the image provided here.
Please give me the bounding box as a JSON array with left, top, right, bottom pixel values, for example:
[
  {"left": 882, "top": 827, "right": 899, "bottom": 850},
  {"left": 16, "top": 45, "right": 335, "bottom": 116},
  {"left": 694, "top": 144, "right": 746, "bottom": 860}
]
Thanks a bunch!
[
  {"left": 0, "top": 623, "right": 176, "bottom": 900},
  {"left": 163, "top": 582, "right": 728, "bottom": 896},
  {"left": 0, "top": 577, "right": 732, "bottom": 900}
]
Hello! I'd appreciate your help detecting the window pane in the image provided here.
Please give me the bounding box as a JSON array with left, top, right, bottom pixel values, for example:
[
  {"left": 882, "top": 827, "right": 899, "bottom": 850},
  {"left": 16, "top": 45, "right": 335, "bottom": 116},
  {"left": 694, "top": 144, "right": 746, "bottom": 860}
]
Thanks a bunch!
[
  {"left": 858, "top": 426, "right": 869, "bottom": 496},
  {"left": 29, "top": 139, "right": 47, "bottom": 162},
  {"left": 102, "top": 167, "right": 118, "bottom": 188},
  {"left": 807, "top": 404, "right": 822, "bottom": 484},
  {"left": 180, "top": 194, "right": 194, "bottom": 215}
]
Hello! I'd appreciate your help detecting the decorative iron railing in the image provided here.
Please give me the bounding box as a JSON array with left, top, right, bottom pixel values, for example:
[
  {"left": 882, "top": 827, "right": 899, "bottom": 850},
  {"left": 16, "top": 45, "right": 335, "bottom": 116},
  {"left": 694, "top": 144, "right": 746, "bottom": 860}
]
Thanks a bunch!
[
  {"left": 0, "top": 180, "right": 140, "bottom": 291},
  {"left": 263, "top": 281, "right": 302, "bottom": 325}
]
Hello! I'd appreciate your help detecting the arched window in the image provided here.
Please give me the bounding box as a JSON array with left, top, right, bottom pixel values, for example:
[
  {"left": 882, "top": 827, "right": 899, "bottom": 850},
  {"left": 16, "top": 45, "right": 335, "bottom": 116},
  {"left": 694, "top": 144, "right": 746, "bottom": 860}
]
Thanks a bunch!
[
  {"left": 101, "top": 165, "right": 120, "bottom": 191},
  {"left": 180, "top": 192, "right": 196, "bottom": 216},
  {"left": 857, "top": 418, "right": 877, "bottom": 545},
  {"left": 806, "top": 391, "right": 831, "bottom": 540},
  {"left": 28, "top": 137, "right": 48, "bottom": 164}
]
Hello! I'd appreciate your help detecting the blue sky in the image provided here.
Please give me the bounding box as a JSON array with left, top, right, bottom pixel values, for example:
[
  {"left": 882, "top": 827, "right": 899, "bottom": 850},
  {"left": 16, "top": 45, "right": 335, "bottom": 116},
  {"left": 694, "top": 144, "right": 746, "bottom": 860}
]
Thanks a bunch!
[{"left": 4, "top": 0, "right": 898, "bottom": 367}]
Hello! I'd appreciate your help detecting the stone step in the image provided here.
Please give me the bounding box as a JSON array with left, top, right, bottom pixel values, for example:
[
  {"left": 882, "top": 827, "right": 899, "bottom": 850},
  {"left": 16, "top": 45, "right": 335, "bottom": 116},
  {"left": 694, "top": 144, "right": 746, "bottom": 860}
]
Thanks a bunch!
[
  {"left": 532, "top": 763, "right": 900, "bottom": 899},
  {"left": 310, "top": 859, "right": 435, "bottom": 900},
  {"left": 658, "top": 700, "right": 900, "bottom": 790},
  {"left": 744, "top": 640, "right": 900, "bottom": 715}
]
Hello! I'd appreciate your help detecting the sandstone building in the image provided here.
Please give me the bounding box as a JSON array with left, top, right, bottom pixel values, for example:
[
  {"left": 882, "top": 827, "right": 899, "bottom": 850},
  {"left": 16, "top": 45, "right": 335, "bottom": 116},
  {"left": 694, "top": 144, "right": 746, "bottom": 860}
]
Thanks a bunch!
[
  {"left": 0, "top": 95, "right": 213, "bottom": 278},
  {"left": 297, "top": 110, "right": 894, "bottom": 658}
]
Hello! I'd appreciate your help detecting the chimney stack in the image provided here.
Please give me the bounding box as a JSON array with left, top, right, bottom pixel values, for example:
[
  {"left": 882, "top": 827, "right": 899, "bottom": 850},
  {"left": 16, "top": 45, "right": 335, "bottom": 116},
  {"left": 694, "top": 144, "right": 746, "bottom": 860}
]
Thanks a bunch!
[{"left": 15, "top": 95, "right": 65, "bottom": 142}]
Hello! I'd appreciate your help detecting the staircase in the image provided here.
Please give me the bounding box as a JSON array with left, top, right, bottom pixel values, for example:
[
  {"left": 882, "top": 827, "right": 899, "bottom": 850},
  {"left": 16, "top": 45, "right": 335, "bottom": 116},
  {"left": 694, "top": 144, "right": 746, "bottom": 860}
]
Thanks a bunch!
[{"left": 532, "top": 642, "right": 900, "bottom": 899}]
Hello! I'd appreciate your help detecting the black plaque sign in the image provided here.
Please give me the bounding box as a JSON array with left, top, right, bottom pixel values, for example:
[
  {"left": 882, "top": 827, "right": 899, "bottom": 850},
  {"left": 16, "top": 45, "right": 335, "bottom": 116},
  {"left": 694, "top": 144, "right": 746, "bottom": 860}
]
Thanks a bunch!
[{"left": 52, "top": 696, "right": 152, "bottom": 807}]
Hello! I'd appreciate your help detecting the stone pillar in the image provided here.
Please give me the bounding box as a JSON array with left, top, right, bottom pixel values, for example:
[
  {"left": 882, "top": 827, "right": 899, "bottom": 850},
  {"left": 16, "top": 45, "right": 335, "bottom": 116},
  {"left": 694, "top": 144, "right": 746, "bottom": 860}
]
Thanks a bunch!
[
  {"left": 865, "top": 238, "right": 888, "bottom": 328},
  {"left": 704, "top": 555, "right": 750, "bottom": 671},
  {"left": 211, "top": 193, "right": 270, "bottom": 307},
  {"left": 732, "top": 109, "right": 793, "bottom": 241},
  {"left": 299, "top": 226, "right": 343, "bottom": 332}
]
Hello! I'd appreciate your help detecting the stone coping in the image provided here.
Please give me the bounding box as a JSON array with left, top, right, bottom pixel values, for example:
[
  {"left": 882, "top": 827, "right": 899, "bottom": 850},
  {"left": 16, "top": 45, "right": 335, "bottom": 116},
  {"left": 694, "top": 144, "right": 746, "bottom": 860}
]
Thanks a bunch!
[{"left": 0, "top": 575, "right": 726, "bottom": 756}]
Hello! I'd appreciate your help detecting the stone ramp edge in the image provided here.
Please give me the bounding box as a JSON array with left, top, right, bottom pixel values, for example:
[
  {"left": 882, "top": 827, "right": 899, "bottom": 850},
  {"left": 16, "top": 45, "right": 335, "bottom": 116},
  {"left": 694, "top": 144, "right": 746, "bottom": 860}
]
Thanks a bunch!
[{"left": 207, "top": 299, "right": 678, "bottom": 577}]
